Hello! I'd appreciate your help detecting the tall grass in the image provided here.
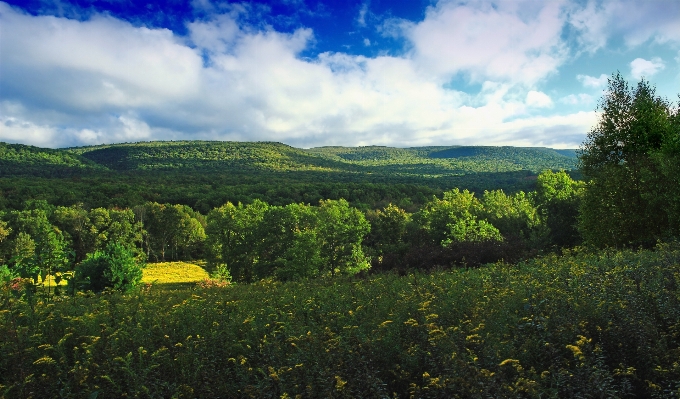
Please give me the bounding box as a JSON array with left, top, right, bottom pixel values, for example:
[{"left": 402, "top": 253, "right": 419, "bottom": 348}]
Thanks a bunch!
[{"left": 1, "top": 245, "right": 679, "bottom": 398}]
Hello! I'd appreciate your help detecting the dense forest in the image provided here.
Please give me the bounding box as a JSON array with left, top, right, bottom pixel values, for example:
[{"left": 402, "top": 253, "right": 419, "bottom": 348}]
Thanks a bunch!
[
  {"left": 0, "top": 138, "right": 582, "bottom": 286},
  {"left": 1, "top": 73, "right": 680, "bottom": 397},
  {"left": 0, "top": 141, "right": 576, "bottom": 212}
]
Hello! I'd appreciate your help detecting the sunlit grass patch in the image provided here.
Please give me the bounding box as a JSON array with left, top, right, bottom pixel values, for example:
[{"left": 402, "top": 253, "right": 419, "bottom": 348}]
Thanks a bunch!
[
  {"left": 142, "top": 261, "right": 209, "bottom": 285},
  {"left": 39, "top": 274, "right": 68, "bottom": 287}
]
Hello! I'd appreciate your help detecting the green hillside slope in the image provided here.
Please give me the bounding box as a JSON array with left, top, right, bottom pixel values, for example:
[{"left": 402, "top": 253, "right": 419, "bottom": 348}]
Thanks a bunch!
[
  {"left": 307, "top": 145, "right": 578, "bottom": 174},
  {"left": 63, "top": 141, "right": 577, "bottom": 175},
  {"left": 0, "top": 142, "right": 105, "bottom": 177},
  {"left": 68, "top": 141, "right": 349, "bottom": 172},
  {"left": 0, "top": 140, "right": 579, "bottom": 211}
]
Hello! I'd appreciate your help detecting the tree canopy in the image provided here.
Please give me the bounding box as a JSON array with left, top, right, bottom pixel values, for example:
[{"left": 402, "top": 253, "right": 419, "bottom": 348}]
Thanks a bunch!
[{"left": 578, "top": 72, "right": 680, "bottom": 248}]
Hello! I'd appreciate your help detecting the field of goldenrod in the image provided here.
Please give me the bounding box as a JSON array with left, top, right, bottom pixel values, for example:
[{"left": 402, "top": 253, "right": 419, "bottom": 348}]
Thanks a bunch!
[{"left": 1, "top": 245, "right": 679, "bottom": 398}]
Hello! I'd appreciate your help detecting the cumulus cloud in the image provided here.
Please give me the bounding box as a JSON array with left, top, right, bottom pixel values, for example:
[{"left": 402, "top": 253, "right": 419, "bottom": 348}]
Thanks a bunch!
[
  {"left": 1, "top": 116, "right": 60, "bottom": 148},
  {"left": 630, "top": 57, "right": 665, "bottom": 80},
  {"left": 0, "top": 1, "right": 595, "bottom": 149},
  {"left": 577, "top": 73, "right": 608, "bottom": 88},
  {"left": 0, "top": 3, "right": 203, "bottom": 112},
  {"left": 403, "top": 0, "right": 568, "bottom": 84},
  {"left": 568, "top": 0, "right": 680, "bottom": 52},
  {"left": 526, "top": 91, "right": 553, "bottom": 108},
  {"left": 560, "top": 93, "right": 594, "bottom": 105}
]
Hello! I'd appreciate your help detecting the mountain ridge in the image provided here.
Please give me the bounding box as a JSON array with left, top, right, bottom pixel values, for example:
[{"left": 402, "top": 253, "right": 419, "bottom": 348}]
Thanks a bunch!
[{"left": 1, "top": 140, "right": 579, "bottom": 176}]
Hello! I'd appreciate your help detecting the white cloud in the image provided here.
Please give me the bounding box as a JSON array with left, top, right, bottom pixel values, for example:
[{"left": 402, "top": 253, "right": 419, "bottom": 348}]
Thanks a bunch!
[
  {"left": 560, "top": 93, "right": 594, "bottom": 105},
  {"left": 526, "top": 91, "right": 553, "bottom": 108},
  {"left": 0, "top": 3, "right": 203, "bottom": 112},
  {"left": 188, "top": 14, "right": 241, "bottom": 54},
  {"left": 357, "top": 2, "right": 368, "bottom": 27},
  {"left": 363, "top": 38, "right": 370, "bottom": 46},
  {"left": 0, "top": 2, "right": 591, "bottom": 149},
  {"left": 630, "top": 57, "right": 665, "bottom": 80},
  {"left": 404, "top": 0, "right": 568, "bottom": 84},
  {"left": 568, "top": 0, "right": 680, "bottom": 53},
  {"left": 1, "top": 116, "right": 60, "bottom": 147},
  {"left": 567, "top": 1, "right": 609, "bottom": 53},
  {"left": 577, "top": 73, "right": 608, "bottom": 88}
]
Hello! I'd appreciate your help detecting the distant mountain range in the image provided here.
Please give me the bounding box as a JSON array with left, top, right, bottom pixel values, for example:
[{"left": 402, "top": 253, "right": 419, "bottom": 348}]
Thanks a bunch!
[{"left": 0, "top": 141, "right": 578, "bottom": 178}]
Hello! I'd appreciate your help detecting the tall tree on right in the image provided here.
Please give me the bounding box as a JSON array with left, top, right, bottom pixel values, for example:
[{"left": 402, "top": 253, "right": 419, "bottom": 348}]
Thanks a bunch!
[{"left": 578, "top": 72, "right": 679, "bottom": 247}]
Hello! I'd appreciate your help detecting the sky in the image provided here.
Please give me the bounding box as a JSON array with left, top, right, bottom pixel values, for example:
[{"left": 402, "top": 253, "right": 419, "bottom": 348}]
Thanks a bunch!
[{"left": 1, "top": 0, "right": 679, "bottom": 149}]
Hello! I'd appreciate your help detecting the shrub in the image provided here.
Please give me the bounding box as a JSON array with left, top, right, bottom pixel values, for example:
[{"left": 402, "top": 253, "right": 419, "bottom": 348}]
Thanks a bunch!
[
  {"left": 0, "top": 264, "right": 14, "bottom": 283},
  {"left": 73, "top": 242, "right": 144, "bottom": 293}
]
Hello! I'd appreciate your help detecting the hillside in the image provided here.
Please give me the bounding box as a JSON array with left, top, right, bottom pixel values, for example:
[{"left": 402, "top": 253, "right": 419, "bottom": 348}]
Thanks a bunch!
[
  {"left": 0, "top": 142, "right": 104, "bottom": 177},
  {"left": 0, "top": 141, "right": 579, "bottom": 176},
  {"left": 0, "top": 141, "right": 578, "bottom": 211},
  {"left": 67, "top": 141, "right": 345, "bottom": 172},
  {"left": 63, "top": 141, "right": 579, "bottom": 175},
  {"left": 307, "top": 145, "right": 578, "bottom": 175}
]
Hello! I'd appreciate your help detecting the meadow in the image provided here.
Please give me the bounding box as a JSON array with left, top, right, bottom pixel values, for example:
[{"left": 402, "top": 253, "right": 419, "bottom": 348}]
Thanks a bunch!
[
  {"left": 140, "top": 261, "right": 210, "bottom": 289},
  {"left": 2, "top": 245, "right": 679, "bottom": 398}
]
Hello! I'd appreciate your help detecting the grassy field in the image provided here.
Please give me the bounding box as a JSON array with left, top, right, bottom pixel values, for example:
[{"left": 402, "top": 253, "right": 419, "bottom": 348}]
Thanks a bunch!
[
  {"left": 141, "top": 261, "right": 210, "bottom": 288},
  {"left": 36, "top": 261, "right": 211, "bottom": 293}
]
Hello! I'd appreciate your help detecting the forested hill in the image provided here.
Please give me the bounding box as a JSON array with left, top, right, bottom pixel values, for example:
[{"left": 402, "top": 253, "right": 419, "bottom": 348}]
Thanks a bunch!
[
  {"left": 307, "top": 145, "right": 577, "bottom": 173},
  {"left": 67, "top": 141, "right": 344, "bottom": 172},
  {"left": 0, "top": 142, "right": 104, "bottom": 177},
  {"left": 0, "top": 141, "right": 578, "bottom": 211},
  {"left": 61, "top": 141, "right": 578, "bottom": 174}
]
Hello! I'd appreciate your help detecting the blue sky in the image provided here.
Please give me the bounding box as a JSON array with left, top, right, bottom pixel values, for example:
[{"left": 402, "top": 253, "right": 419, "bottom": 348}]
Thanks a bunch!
[{"left": 1, "top": 0, "right": 679, "bottom": 149}]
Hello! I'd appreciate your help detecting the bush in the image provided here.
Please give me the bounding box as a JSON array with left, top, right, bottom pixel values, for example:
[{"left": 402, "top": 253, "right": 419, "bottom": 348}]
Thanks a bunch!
[
  {"left": 0, "top": 264, "right": 14, "bottom": 284},
  {"left": 73, "top": 242, "right": 144, "bottom": 293}
]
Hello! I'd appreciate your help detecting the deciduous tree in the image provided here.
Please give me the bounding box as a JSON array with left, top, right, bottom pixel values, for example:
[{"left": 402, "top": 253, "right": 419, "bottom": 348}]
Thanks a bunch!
[{"left": 578, "top": 73, "right": 679, "bottom": 247}]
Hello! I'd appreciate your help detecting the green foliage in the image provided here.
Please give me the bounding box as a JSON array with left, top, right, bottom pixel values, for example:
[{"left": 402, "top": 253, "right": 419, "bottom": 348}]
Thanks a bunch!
[
  {"left": 0, "top": 264, "right": 12, "bottom": 283},
  {"left": 274, "top": 229, "right": 324, "bottom": 281},
  {"left": 365, "top": 204, "right": 411, "bottom": 257},
  {"left": 0, "top": 220, "right": 9, "bottom": 244},
  {"left": 416, "top": 188, "right": 503, "bottom": 246},
  {"left": 10, "top": 232, "right": 38, "bottom": 280},
  {"left": 54, "top": 204, "right": 140, "bottom": 255},
  {"left": 1, "top": 245, "right": 679, "bottom": 397},
  {"left": 0, "top": 141, "right": 578, "bottom": 214},
  {"left": 317, "top": 199, "right": 371, "bottom": 276},
  {"left": 443, "top": 217, "right": 502, "bottom": 245},
  {"left": 205, "top": 199, "right": 371, "bottom": 281},
  {"left": 52, "top": 204, "right": 92, "bottom": 263},
  {"left": 256, "top": 202, "right": 319, "bottom": 279},
  {"left": 309, "top": 144, "right": 577, "bottom": 174},
  {"left": 2, "top": 208, "right": 70, "bottom": 284},
  {"left": 480, "top": 189, "right": 545, "bottom": 244},
  {"left": 0, "top": 142, "right": 103, "bottom": 177},
  {"left": 535, "top": 170, "right": 584, "bottom": 247},
  {"left": 205, "top": 200, "right": 268, "bottom": 283},
  {"left": 74, "top": 242, "right": 144, "bottom": 293},
  {"left": 136, "top": 202, "right": 205, "bottom": 262},
  {"left": 578, "top": 73, "right": 680, "bottom": 247}
]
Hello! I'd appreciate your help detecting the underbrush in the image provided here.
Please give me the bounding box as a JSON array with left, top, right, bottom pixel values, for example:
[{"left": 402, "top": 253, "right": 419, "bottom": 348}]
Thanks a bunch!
[{"left": 1, "top": 245, "right": 679, "bottom": 398}]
